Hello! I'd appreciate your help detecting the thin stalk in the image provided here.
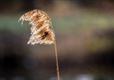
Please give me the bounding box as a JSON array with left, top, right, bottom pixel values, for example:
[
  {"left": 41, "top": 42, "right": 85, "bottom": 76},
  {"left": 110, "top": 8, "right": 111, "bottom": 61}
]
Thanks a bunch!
[{"left": 54, "top": 40, "right": 60, "bottom": 80}]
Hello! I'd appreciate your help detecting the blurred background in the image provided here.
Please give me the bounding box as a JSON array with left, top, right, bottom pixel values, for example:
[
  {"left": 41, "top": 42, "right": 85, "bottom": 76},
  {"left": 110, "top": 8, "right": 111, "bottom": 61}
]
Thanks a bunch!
[{"left": 0, "top": 0, "right": 114, "bottom": 80}]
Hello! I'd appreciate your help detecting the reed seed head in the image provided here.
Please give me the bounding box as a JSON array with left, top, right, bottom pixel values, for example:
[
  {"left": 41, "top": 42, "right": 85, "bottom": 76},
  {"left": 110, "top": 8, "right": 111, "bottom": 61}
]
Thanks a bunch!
[{"left": 19, "top": 9, "right": 55, "bottom": 45}]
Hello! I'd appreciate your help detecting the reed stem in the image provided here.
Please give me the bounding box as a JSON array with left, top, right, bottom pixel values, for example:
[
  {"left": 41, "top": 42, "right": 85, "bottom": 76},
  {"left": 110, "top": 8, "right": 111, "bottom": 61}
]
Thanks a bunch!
[{"left": 54, "top": 40, "right": 60, "bottom": 80}]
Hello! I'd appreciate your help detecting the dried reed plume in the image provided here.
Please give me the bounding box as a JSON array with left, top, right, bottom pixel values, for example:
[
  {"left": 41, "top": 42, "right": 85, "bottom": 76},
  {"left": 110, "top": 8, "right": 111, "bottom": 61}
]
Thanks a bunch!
[{"left": 19, "top": 9, "right": 60, "bottom": 80}]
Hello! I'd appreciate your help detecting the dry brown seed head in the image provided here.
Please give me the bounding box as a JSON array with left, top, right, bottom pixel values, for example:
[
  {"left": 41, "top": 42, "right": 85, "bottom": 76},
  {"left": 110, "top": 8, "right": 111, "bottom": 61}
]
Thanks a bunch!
[{"left": 19, "top": 9, "right": 55, "bottom": 45}]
